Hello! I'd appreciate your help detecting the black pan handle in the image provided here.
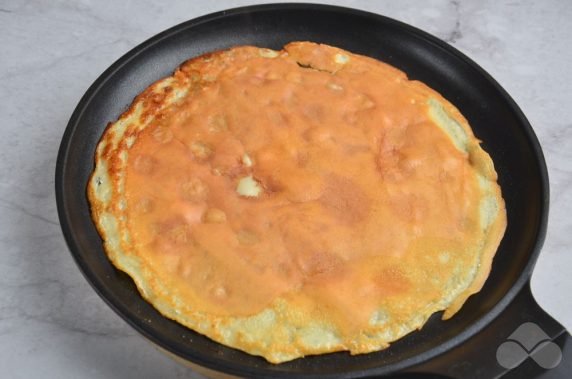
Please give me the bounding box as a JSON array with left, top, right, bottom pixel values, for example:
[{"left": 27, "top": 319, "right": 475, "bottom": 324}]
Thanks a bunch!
[{"left": 404, "top": 282, "right": 571, "bottom": 378}]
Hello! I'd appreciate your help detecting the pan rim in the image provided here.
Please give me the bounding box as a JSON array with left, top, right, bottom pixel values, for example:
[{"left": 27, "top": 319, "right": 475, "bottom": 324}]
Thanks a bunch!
[{"left": 55, "top": 3, "right": 549, "bottom": 377}]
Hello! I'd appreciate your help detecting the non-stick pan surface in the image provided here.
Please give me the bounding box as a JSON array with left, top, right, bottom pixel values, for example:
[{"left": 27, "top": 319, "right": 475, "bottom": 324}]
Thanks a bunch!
[{"left": 56, "top": 3, "right": 569, "bottom": 378}]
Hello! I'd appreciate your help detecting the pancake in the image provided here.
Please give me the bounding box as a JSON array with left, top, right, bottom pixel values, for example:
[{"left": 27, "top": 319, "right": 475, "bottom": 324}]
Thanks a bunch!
[{"left": 87, "top": 42, "right": 507, "bottom": 363}]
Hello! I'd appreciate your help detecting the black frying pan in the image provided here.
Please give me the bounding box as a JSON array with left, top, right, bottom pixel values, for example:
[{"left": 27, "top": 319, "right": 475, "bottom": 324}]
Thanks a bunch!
[{"left": 55, "top": 3, "right": 571, "bottom": 378}]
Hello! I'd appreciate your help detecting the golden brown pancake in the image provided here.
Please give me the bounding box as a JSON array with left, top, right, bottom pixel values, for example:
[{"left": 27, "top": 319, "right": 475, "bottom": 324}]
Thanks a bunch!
[{"left": 88, "top": 42, "right": 506, "bottom": 363}]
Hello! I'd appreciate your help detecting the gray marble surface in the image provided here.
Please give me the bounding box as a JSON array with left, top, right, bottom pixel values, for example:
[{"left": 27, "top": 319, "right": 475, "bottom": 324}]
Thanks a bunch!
[{"left": 1, "top": 0, "right": 570, "bottom": 377}]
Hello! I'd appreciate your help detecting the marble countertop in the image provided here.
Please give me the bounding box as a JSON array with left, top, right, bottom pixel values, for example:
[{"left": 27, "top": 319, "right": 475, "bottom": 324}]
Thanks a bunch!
[{"left": 1, "top": 0, "right": 570, "bottom": 377}]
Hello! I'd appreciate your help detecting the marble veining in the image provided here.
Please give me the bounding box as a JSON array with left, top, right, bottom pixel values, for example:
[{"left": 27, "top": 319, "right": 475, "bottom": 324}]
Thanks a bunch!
[{"left": 0, "top": 0, "right": 570, "bottom": 377}]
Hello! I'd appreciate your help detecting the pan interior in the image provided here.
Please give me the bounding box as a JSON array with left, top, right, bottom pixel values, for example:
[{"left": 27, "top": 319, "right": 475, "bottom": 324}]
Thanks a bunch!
[{"left": 57, "top": 4, "right": 547, "bottom": 377}]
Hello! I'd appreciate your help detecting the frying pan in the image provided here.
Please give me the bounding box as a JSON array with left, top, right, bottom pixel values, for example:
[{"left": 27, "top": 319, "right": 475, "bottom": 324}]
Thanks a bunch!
[{"left": 55, "top": 3, "right": 571, "bottom": 378}]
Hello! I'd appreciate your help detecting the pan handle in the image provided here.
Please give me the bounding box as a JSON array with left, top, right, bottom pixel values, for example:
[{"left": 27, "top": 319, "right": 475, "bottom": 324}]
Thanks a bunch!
[{"left": 405, "top": 282, "right": 571, "bottom": 378}]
